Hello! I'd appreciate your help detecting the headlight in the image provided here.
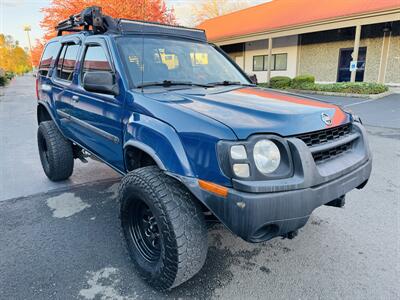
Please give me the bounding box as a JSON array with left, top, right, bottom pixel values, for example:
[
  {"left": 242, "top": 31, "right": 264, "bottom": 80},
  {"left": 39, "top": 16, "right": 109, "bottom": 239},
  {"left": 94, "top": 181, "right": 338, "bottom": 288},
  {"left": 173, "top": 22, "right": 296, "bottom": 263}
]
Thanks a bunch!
[
  {"left": 253, "top": 140, "right": 281, "bottom": 174},
  {"left": 217, "top": 135, "right": 292, "bottom": 181}
]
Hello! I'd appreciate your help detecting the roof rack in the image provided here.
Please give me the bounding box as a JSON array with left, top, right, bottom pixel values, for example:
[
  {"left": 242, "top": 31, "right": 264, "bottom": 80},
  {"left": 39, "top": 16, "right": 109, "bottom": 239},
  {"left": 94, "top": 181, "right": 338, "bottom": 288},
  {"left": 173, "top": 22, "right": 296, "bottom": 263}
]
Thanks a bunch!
[{"left": 55, "top": 6, "right": 207, "bottom": 42}]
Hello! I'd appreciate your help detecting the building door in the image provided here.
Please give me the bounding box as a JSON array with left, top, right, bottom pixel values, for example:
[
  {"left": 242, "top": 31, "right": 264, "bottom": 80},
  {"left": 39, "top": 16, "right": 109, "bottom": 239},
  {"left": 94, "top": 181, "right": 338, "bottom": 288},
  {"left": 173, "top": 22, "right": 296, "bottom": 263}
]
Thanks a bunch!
[{"left": 337, "top": 47, "right": 367, "bottom": 82}]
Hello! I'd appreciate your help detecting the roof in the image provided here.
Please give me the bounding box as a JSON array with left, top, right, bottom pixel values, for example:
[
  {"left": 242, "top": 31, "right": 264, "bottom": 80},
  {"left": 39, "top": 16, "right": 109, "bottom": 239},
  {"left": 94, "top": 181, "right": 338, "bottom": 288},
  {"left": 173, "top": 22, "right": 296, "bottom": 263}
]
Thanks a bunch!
[{"left": 198, "top": 0, "right": 400, "bottom": 41}]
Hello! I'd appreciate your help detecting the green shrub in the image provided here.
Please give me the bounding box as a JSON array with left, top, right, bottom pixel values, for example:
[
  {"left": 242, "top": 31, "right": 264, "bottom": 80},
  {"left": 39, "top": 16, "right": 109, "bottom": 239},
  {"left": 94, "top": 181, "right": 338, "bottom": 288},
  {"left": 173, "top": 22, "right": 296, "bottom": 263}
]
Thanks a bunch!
[
  {"left": 291, "top": 74, "right": 315, "bottom": 88},
  {"left": 291, "top": 82, "right": 388, "bottom": 94},
  {"left": 5, "top": 71, "right": 15, "bottom": 80},
  {"left": 0, "top": 76, "right": 7, "bottom": 86},
  {"left": 269, "top": 76, "right": 292, "bottom": 89}
]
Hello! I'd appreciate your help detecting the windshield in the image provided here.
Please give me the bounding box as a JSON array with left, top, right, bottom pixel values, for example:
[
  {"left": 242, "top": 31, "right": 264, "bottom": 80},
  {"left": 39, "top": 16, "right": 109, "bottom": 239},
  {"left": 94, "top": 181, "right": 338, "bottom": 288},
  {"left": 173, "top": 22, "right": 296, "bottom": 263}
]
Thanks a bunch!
[{"left": 116, "top": 36, "right": 250, "bottom": 88}]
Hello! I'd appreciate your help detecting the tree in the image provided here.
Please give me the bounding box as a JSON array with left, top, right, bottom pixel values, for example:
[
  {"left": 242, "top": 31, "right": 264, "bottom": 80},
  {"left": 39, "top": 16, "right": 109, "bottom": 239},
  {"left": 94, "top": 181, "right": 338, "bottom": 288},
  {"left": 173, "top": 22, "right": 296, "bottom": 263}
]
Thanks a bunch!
[
  {"left": 0, "top": 34, "right": 32, "bottom": 75},
  {"left": 191, "top": 0, "right": 253, "bottom": 25},
  {"left": 32, "top": 0, "right": 176, "bottom": 66},
  {"left": 31, "top": 39, "right": 45, "bottom": 68}
]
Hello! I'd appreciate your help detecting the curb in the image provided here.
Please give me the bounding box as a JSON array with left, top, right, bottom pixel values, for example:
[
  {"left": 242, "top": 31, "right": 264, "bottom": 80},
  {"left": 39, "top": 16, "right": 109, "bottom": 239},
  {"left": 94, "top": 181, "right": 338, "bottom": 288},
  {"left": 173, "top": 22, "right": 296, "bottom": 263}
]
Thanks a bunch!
[{"left": 282, "top": 89, "right": 393, "bottom": 99}]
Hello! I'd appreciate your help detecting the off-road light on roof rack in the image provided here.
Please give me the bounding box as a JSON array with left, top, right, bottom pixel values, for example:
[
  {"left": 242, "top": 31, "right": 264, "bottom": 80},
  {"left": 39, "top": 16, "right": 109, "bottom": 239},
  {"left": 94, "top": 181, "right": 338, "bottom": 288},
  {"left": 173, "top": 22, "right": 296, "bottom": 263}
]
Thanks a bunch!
[{"left": 55, "top": 6, "right": 207, "bottom": 42}]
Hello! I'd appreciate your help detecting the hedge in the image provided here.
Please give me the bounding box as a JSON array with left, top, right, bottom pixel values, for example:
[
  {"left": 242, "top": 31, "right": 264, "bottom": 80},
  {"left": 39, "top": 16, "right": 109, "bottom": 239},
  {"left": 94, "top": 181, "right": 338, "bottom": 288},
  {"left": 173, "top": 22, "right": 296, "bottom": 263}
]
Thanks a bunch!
[
  {"left": 258, "top": 73, "right": 388, "bottom": 95},
  {"left": 269, "top": 76, "right": 292, "bottom": 89},
  {"left": 291, "top": 74, "right": 315, "bottom": 88},
  {"left": 301, "top": 82, "right": 388, "bottom": 94}
]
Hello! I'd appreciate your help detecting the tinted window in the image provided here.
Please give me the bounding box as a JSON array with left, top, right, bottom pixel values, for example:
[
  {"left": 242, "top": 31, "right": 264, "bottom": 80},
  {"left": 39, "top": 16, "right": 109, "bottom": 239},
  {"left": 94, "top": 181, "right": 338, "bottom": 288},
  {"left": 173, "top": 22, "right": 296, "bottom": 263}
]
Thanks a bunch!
[
  {"left": 39, "top": 42, "right": 61, "bottom": 76},
  {"left": 57, "top": 44, "right": 79, "bottom": 81},
  {"left": 56, "top": 45, "right": 67, "bottom": 77},
  {"left": 82, "top": 45, "right": 112, "bottom": 78}
]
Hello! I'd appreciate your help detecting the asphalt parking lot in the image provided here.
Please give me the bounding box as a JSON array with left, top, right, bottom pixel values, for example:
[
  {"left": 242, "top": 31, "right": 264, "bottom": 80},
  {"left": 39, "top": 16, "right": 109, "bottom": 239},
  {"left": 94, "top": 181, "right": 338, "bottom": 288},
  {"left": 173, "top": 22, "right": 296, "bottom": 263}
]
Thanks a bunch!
[{"left": 1, "top": 75, "right": 399, "bottom": 299}]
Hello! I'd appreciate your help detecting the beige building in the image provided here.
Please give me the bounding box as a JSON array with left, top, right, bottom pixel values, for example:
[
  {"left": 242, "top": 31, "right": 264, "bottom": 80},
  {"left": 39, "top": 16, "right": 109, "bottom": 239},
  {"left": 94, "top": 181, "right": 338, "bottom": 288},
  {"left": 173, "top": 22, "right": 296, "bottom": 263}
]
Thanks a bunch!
[{"left": 198, "top": 0, "right": 400, "bottom": 85}]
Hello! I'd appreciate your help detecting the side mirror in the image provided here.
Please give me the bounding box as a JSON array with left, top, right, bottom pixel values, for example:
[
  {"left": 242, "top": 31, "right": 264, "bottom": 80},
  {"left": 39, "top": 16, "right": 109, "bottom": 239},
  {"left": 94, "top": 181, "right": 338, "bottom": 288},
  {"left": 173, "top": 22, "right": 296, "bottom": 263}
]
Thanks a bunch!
[
  {"left": 247, "top": 74, "right": 258, "bottom": 85},
  {"left": 83, "top": 71, "right": 119, "bottom": 95}
]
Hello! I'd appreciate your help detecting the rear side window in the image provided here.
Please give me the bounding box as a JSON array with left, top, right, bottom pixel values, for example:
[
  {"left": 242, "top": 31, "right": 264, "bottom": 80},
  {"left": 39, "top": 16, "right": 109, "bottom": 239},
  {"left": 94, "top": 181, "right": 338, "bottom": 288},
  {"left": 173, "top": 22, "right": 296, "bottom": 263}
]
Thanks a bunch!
[
  {"left": 82, "top": 45, "right": 112, "bottom": 78},
  {"left": 38, "top": 42, "right": 61, "bottom": 76},
  {"left": 56, "top": 44, "right": 79, "bottom": 81}
]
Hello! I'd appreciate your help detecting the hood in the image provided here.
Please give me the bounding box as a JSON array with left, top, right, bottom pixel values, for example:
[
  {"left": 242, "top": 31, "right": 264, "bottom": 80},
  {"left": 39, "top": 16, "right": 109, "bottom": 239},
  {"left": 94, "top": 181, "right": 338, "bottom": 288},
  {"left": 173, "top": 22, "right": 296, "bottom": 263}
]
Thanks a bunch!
[{"left": 146, "top": 87, "right": 350, "bottom": 139}]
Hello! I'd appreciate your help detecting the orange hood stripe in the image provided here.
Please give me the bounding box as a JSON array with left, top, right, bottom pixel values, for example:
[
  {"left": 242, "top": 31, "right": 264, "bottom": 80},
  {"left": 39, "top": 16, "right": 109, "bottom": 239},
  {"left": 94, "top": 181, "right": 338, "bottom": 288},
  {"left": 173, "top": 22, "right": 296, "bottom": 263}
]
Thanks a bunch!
[{"left": 236, "top": 88, "right": 347, "bottom": 127}]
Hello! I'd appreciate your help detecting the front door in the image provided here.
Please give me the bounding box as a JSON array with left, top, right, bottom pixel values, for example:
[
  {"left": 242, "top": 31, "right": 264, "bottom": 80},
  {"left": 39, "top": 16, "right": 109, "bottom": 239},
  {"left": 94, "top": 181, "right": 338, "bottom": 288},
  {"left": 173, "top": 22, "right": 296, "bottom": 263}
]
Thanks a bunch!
[
  {"left": 337, "top": 47, "right": 367, "bottom": 82},
  {"left": 68, "top": 38, "right": 125, "bottom": 170}
]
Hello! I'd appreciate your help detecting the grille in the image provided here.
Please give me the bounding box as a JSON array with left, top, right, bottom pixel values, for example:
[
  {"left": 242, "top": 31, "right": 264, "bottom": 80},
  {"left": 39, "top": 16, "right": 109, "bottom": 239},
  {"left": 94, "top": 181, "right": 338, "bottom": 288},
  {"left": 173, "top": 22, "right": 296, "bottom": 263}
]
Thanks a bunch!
[
  {"left": 296, "top": 123, "right": 352, "bottom": 147},
  {"left": 295, "top": 123, "right": 354, "bottom": 163},
  {"left": 312, "top": 141, "right": 353, "bottom": 163}
]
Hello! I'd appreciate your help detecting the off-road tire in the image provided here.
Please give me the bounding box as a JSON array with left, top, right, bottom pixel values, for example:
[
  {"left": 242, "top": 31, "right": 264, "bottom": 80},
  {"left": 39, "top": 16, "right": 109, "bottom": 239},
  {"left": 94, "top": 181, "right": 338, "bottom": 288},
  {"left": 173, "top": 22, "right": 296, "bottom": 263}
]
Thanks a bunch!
[
  {"left": 119, "top": 166, "right": 208, "bottom": 290},
  {"left": 37, "top": 120, "right": 74, "bottom": 181}
]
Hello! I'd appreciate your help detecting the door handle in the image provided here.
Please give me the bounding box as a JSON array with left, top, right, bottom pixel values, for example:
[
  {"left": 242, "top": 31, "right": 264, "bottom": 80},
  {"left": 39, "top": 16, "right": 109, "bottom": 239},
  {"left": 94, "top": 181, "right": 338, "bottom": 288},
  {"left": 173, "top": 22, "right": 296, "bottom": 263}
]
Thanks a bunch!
[{"left": 72, "top": 95, "right": 80, "bottom": 103}]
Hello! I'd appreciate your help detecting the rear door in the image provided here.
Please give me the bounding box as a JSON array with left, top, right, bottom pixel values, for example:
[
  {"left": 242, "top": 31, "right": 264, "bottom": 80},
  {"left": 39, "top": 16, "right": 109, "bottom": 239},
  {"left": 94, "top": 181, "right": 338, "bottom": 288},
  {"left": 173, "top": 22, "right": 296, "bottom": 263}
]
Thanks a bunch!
[
  {"left": 51, "top": 39, "right": 81, "bottom": 137},
  {"left": 67, "top": 37, "right": 125, "bottom": 170},
  {"left": 37, "top": 41, "right": 62, "bottom": 119}
]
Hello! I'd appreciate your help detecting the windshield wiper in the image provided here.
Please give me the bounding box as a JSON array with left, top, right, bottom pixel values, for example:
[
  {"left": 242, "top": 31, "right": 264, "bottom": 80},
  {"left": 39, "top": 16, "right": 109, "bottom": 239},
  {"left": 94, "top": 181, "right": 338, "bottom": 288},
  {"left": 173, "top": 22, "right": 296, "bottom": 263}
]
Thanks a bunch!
[
  {"left": 137, "top": 80, "right": 212, "bottom": 89},
  {"left": 207, "top": 81, "right": 255, "bottom": 87},
  {"left": 207, "top": 80, "right": 255, "bottom": 87}
]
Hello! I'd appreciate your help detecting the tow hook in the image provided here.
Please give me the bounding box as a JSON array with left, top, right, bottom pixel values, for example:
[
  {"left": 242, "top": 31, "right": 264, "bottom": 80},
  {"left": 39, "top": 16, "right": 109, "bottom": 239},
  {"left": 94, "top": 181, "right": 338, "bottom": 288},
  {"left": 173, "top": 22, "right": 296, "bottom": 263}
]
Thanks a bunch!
[
  {"left": 325, "top": 195, "right": 346, "bottom": 208},
  {"left": 283, "top": 230, "right": 298, "bottom": 240}
]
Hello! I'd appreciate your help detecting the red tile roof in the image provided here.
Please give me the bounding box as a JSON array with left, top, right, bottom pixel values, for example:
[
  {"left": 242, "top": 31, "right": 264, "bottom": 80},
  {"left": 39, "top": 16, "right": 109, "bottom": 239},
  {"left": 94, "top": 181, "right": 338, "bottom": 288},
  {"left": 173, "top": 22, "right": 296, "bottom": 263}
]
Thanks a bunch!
[{"left": 198, "top": 0, "right": 400, "bottom": 41}]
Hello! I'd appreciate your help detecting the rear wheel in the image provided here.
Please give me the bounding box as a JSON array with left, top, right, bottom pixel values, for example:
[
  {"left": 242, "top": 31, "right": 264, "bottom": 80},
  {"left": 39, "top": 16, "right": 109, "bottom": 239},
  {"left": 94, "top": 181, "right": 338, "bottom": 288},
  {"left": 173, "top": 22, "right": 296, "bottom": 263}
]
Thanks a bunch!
[
  {"left": 37, "top": 121, "right": 74, "bottom": 181},
  {"left": 119, "top": 166, "right": 208, "bottom": 290}
]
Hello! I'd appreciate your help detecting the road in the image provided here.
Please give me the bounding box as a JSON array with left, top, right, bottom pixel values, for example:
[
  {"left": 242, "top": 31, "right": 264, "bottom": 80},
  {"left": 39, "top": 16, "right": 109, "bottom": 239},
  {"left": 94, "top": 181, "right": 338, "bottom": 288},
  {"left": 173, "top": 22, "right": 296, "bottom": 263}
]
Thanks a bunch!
[{"left": 1, "top": 75, "right": 399, "bottom": 299}]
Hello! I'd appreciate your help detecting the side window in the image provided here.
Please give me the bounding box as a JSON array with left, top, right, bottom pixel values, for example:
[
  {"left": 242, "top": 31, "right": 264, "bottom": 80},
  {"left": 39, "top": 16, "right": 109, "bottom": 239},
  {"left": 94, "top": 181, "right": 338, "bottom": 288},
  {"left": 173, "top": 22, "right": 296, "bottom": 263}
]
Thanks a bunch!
[
  {"left": 82, "top": 45, "right": 112, "bottom": 79},
  {"left": 56, "top": 44, "right": 79, "bottom": 81},
  {"left": 38, "top": 42, "right": 61, "bottom": 76}
]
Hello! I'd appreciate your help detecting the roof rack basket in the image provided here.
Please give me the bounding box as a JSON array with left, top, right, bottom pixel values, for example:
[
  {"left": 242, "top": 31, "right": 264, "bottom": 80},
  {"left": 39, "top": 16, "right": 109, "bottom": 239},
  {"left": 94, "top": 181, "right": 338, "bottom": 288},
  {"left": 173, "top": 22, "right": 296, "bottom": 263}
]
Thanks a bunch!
[{"left": 56, "top": 6, "right": 108, "bottom": 36}]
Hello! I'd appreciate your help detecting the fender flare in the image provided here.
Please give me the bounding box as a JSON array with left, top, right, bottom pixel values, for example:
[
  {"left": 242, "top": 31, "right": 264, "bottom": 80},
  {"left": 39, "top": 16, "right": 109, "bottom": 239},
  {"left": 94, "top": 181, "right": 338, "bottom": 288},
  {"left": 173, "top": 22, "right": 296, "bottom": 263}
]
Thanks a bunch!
[
  {"left": 37, "top": 100, "right": 56, "bottom": 124},
  {"left": 123, "top": 140, "right": 167, "bottom": 171},
  {"left": 123, "top": 113, "right": 194, "bottom": 177}
]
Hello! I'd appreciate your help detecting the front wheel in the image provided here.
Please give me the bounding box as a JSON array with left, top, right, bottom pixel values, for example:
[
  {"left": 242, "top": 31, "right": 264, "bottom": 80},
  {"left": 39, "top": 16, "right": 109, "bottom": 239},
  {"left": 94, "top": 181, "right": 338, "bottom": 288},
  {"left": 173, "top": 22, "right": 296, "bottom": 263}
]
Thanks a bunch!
[{"left": 119, "top": 166, "right": 208, "bottom": 290}]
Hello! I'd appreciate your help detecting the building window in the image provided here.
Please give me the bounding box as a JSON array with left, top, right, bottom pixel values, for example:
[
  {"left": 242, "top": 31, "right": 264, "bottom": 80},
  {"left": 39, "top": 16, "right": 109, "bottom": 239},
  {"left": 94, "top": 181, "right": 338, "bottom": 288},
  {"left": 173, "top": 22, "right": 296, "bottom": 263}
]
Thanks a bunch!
[
  {"left": 274, "top": 53, "right": 287, "bottom": 71},
  {"left": 253, "top": 55, "right": 264, "bottom": 71},
  {"left": 252, "top": 53, "right": 287, "bottom": 71}
]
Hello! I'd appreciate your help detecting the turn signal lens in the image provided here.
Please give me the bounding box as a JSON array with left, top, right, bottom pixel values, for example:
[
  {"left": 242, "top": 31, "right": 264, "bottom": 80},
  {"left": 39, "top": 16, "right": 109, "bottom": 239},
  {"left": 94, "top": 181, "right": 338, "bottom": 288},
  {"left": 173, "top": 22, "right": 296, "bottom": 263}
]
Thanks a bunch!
[
  {"left": 198, "top": 180, "right": 228, "bottom": 198},
  {"left": 230, "top": 145, "right": 247, "bottom": 160},
  {"left": 233, "top": 163, "right": 250, "bottom": 178}
]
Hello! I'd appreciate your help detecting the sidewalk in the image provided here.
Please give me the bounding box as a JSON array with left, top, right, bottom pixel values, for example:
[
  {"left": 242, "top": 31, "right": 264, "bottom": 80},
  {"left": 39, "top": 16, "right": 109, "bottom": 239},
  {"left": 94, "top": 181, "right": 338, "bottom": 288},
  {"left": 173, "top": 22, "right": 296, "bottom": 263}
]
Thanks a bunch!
[{"left": 0, "top": 75, "right": 119, "bottom": 201}]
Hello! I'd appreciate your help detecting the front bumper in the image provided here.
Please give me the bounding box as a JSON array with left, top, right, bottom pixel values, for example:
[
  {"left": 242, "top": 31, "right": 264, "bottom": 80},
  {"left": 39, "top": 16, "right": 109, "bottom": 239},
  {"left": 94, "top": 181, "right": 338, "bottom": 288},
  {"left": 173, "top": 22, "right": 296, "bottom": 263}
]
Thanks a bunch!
[{"left": 178, "top": 123, "right": 372, "bottom": 242}]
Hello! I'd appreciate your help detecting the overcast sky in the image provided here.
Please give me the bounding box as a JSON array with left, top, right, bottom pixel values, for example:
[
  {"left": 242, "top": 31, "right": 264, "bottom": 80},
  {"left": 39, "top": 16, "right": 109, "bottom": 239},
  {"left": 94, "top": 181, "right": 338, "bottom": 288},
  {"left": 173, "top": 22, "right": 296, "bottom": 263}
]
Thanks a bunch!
[{"left": 0, "top": 0, "right": 266, "bottom": 48}]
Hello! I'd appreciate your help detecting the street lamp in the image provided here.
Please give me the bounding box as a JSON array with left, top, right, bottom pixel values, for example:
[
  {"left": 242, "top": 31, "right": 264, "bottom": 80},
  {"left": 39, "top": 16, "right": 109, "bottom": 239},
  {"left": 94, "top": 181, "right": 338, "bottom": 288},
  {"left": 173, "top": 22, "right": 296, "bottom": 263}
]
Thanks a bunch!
[
  {"left": 23, "top": 25, "right": 33, "bottom": 52},
  {"left": 23, "top": 25, "right": 33, "bottom": 70}
]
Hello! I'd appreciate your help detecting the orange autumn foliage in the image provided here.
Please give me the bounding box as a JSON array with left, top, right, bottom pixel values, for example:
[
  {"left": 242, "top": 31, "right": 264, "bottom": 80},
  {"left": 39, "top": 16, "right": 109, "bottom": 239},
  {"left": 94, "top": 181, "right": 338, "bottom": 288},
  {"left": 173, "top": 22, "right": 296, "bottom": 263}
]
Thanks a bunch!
[{"left": 32, "top": 0, "right": 175, "bottom": 66}]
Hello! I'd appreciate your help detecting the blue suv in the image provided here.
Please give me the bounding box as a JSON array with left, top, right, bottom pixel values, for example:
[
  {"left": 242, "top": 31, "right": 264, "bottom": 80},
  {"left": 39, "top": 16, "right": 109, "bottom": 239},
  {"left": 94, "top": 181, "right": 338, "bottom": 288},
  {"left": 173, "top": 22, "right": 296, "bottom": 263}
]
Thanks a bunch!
[{"left": 36, "top": 7, "right": 372, "bottom": 290}]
